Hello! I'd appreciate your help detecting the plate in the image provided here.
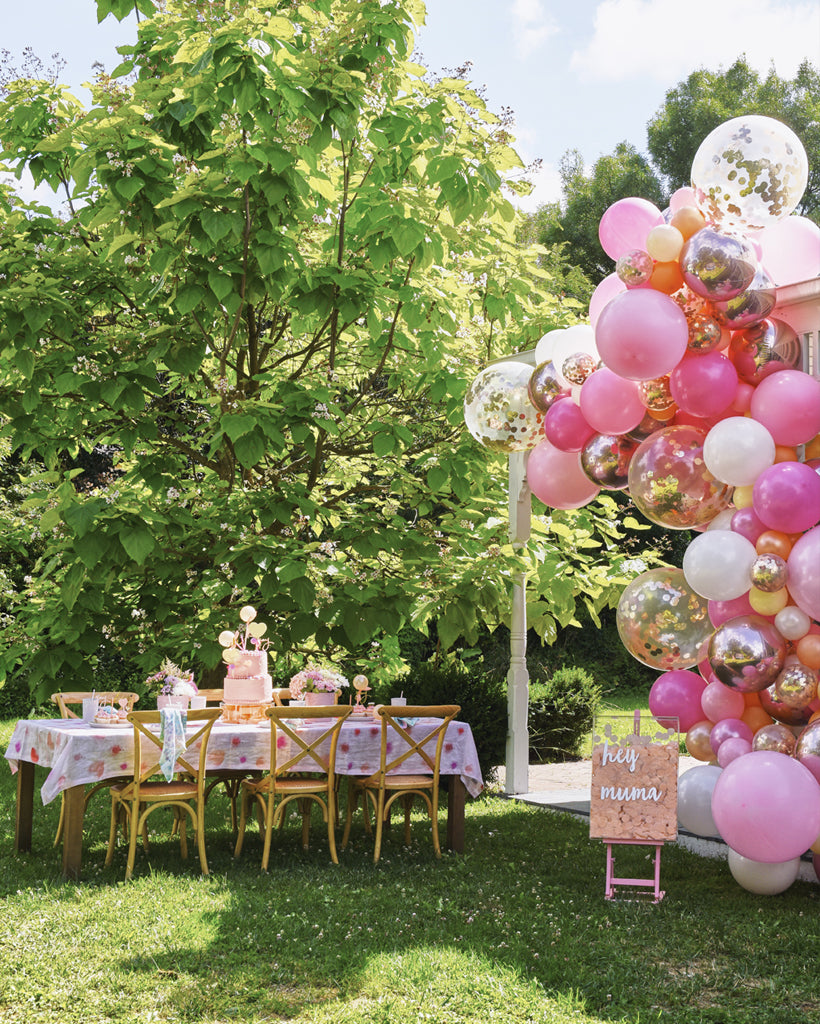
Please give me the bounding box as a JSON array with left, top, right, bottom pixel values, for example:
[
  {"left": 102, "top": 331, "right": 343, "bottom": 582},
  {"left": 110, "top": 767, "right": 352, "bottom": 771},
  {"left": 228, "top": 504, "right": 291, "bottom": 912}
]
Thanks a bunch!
[{"left": 90, "top": 719, "right": 126, "bottom": 729}]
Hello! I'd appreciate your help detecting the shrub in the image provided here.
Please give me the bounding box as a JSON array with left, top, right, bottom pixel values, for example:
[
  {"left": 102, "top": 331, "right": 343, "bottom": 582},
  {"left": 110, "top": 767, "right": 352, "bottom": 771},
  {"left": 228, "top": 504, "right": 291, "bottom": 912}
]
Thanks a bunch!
[
  {"left": 527, "top": 664, "right": 601, "bottom": 763},
  {"left": 371, "top": 662, "right": 507, "bottom": 783}
]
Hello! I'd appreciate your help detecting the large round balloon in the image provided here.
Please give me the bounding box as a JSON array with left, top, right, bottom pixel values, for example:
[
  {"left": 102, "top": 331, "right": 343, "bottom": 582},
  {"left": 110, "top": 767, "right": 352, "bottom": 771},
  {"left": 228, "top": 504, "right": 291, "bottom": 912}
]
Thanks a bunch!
[
  {"left": 750, "top": 369, "right": 820, "bottom": 446},
  {"left": 578, "top": 368, "right": 644, "bottom": 435},
  {"left": 707, "top": 614, "right": 787, "bottom": 692},
  {"left": 691, "top": 115, "right": 809, "bottom": 231},
  {"left": 787, "top": 526, "right": 820, "bottom": 620},
  {"left": 464, "top": 362, "right": 543, "bottom": 451},
  {"left": 758, "top": 215, "right": 820, "bottom": 286},
  {"left": 627, "top": 425, "right": 732, "bottom": 529},
  {"left": 678, "top": 764, "right": 722, "bottom": 837},
  {"left": 711, "top": 267, "right": 777, "bottom": 330},
  {"left": 544, "top": 399, "right": 596, "bottom": 453},
  {"left": 649, "top": 669, "right": 707, "bottom": 732},
  {"left": 702, "top": 417, "right": 775, "bottom": 487},
  {"left": 616, "top": 567, "right": 713, "bottom": 670},
  {"left": 526, "top": 439, "right": 601, "bottom": 510},
  {"left": 728, "top": 318, "right": 801, "bottom": 385},
  {"left": 683, "top": 530, "right": 757, "bottom": 602},
  {"left": 680, "top": 228, "right": 757, "bottom": 302},
  {"left": 579, "top": 433, "right": 638, "bottom": 490},
  {"left": 711, "top": 750, "right": 820, "bottom": 862},
  {"left": 669, "top": 351, "right": 738, "bottom": 420},
  {"left": 727, "top": 850, "right": 801, "bottom": 895},
  {"left": 752, "top": 461, "right": 820, "bottom": 534},
  {"left": 598, "top": 197, "right": 665, "bottom": 260},
  {"left": 594, "top": 289, "right": 689, "bottom": 381}
]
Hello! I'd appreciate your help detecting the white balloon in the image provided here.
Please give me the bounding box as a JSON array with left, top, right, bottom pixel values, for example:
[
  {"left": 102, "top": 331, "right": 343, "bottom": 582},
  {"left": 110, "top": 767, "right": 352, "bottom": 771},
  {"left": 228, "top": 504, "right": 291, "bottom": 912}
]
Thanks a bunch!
[
  {"left": 683, "top": 530, "right": 757, "bottom": 601},
  {"left": 727, "top": 849, "right": 801, "bottom": 895},
  {"left": 774, "top": 605, "right": 811, "bottom": 641},
  {"left": 703, "top": 417, "right": 776, "bottom": 487},
  {"left": 550, "top": 325, "right": 599, "bottom": 388},
  {"left": 706, "top": 509, "right": 736, "bottom": 531},
  {"left": 678, "top": 764, "right": 723, "bottom": 837},
  {"left": 534, "top": 329, "right": 566, "bottom": 366}
]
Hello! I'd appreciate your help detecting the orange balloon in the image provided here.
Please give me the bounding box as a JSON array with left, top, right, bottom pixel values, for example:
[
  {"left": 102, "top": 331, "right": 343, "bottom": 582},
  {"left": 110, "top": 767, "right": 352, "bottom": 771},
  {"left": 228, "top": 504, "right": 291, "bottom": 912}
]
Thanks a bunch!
[
  {"left": 773, "top": 446, "right": 797, "bottom": 463},
  {"left": 732, "top": 485, "right": 754, "bottom": 509},
  {"left": 804, "top": 433, "right": 820, "bottom": 460},
  {"left": 648, "top": 403, "right": 677, "bottom": 421},
  {"left": 809, "top": 710, "right": 820, "bottom": 724},
  {"left": 743, "top": 690, "right": 762, "bottom": 707},
  {"left": 741, "top": 706, "right": 774, "bottom": 733},
  {"left": 685, "top": 720, "right": 716, "bottom": 761},
  {"left": 796, "top": 634, "right": 820, "bottom": 671},
  {"left": 755, "top": 530, "right": 793, "bottom": 558},
  {"left": 670, "top": 205, "right": 706, "bottom": 240},
  {"left": 649, "top": 260, "right": 684, "bottom": 294}
]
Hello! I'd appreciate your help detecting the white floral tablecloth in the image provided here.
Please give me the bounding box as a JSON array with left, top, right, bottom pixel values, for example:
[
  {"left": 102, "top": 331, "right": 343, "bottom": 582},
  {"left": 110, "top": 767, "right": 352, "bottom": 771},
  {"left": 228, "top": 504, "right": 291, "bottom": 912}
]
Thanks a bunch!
[{"left": 5, "top": 716, "right": 484, "bottom": 804}]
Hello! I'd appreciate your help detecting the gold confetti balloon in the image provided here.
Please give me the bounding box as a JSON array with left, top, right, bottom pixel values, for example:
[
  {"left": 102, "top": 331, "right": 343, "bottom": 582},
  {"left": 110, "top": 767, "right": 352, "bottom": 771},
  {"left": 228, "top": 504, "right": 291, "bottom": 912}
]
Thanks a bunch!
[
  {"left": 464, "top": 361, "right": 544, "bottom": 452},
  {"left": 749, "top": 553, "right": 788, "bottom": 593},
  {"left": 774, "top": 657, "right": 818, "bottom": 709},
  {"left": 752, "top": 723, "right": 797, "bottom": 756},
  {"left": 686, "top": 313, "right": 723, "bottom": 353},
  {"left": 691, "top": 115, "right": 809, "bottom": 231}
]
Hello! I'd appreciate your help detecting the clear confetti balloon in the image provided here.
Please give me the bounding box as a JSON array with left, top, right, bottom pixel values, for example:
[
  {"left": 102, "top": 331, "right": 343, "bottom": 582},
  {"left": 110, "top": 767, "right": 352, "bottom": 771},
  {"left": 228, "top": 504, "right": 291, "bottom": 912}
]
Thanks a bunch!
[
  {"left": 707, "top": 614, "right": 787, "bottom": 692},
  {"left": 616, "top": 567, "right": 713, "bottom": 671},
  {"left": 774, "top": 656, "right": 818, "bottom": 709},
  {"left": 627, "top": 425, "right": 733, "bottom": 529},
  {"left": 691, "top": 115, "right": 809, "bottom": 231},
  {"left": 616, "top": 248, "right": 654, "bottom": 287},
  {"left": 527, "top": 361, "right": 568, "bottom": 414},
  {"left": 686, "top": 313, "right": 723, "bottom": 353},
  {"left": 639, "top": 376, "right": 675, "bottom": 413},
  {"left": 728, "top": 317, "right": 802, "bottom": 384},
  {"left": 580, "top": 433, "right": 638, "bottom": 490},
  {"left": 464, "top": 361, "right": 544, "bottom": 452},
  {"left": 752, "top": 723, "right": 797, "bottom": 756},
  {"left": 680, "top": 228, "right": 757, "bottom": 302}
]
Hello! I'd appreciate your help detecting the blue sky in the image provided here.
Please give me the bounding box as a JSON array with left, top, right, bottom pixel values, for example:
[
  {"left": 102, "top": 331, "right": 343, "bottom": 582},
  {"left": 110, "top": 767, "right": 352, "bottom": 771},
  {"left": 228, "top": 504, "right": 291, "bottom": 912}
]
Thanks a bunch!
[{"left": 3, "top": 0, "right": 819, "bottom": 208}]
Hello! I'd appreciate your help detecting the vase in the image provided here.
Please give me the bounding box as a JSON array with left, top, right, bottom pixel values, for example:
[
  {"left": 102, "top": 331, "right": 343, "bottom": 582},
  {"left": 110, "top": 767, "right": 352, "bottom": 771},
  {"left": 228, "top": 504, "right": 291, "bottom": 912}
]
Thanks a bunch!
[
  {"left": 157, "top": 694, "right": 189, "bottom": 711},
  {"left": 304, "top": 691, "right": 336, "bottom": 707}
]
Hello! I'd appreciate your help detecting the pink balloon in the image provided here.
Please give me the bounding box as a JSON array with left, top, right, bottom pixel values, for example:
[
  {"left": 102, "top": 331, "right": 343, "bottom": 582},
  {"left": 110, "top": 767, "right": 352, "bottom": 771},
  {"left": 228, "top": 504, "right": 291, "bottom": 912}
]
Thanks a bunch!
[
  {"left": 711, "top": 750, "right": 820, "bottom": 862},
  {"left": 787, "top": 526, "right": 820, "bottom": 621},
  {"left": 598, "top": 197, "right": 665, "bottom": 261},
  {"left": 669, "top": 351, "right": 738, "bottom": 419},
  {"left": 589, "top": 273, "right": 626, "bottom": 327},
  {"left": 701, "top": 680, "right": 746, "bottom": 723},
  {"left": 752, "top": 462, "right": 820, "bottom": 534},
  {"left": 758, "top": 215, "right": 820, "bottom": 286},
  {"left": 526, "top": 439, "right": 601, "bottom": 510},
  {"left": 709, "top": 717, "right": 753, "bottom": 753},
  {"left": 578, "top": 368, "right": 645, "bottom": 435},
  {"left": 595, "top": 289, "right": 689, "bottom": 381},
  {"left": 750, "top": 369, "right": 820, "bottom": 446},
  {"left": 730, "top": 507, "right": 766, "bottom": 545},
  {"left": 543, "top": 399, "right": 596, "bottom": 453},
  {"left": 669, "top": 187, "right": 698, "bottom": 213},
  {"left": 649, "top": 669, "right": 708, "bottom": 732},
  {"left": 717, "top": 736, "right": 752, "bottom": 767},
  {"left": 708, "top": 593, "right": 755, "bottom": 628},
  {"left": 731, "top": 380, "right": 755, "bottom": 414}
]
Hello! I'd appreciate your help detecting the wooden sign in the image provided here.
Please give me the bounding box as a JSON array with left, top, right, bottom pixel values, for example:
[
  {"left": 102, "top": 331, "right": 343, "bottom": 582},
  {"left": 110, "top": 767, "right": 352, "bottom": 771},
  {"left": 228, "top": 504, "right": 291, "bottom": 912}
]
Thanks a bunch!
[{"left": 589, "top": 714, "right": 679, "bottom": 842}]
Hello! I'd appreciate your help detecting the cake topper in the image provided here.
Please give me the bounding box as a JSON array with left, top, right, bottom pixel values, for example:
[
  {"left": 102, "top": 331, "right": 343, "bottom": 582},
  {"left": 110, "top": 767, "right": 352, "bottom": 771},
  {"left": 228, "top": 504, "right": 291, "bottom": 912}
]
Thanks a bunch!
[{"left": 219, "top": 605, "right": 270, "bottom": 661}]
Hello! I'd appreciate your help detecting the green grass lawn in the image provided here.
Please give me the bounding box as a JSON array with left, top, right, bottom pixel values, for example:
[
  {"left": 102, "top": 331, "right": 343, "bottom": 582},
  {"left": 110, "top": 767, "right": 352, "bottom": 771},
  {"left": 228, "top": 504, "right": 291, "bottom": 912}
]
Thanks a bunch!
[{"left": 1, "top": 718, "right": 818, "bottom": 1024}]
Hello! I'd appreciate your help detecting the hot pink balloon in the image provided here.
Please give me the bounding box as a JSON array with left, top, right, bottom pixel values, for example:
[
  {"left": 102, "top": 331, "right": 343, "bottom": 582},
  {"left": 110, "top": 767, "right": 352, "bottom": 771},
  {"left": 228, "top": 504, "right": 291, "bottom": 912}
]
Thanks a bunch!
[
  {"left": 543, "top": 399, "right": 595, "bottom": 453},
  {"left": 709, "top": 717, "right": 753, "bottom": 753},
  {"left": 711, "top": 750, "right": 820, "bottom": 862},
  {"left": 701, "top": 680, "right": 746, "bottom": 723},
  {"left": 758, "top": 215, "right": 820, "bottom": 286},
  {"left": 787, "top": 526, "right": 820, "bottom": 621},
  {"left": 526, "top": 439, "right": 601, "bottom": 510},
  {"left": 752, "top": 462, "right": 820, "bottom": 534},
  {"left": 731, "top": 380, "right": 755, "bottom": 414},
  {"left": 669, "top": 351, "right": 738, "bottom": 419},
  {"left": 599, "top": 197, "right": 665, "bottom": 261},
  {"left": 649, "top": 669, "right": 708, "bottom": 732},
  {"left": 595, "top": 289, "right": 689, "bottom": 381},
  {"left": 730, "top": 507, "right": 766, "bottom": 545},
  {"left": 750, "top": 369, "right": 820, "bottom": 446},
  {"left": 708, "top": 593, "right": 754, "bottom": 627},
  {"left": 589, "top": 273, "right": 626, "bottom": 327},
  {"left": 578, "top": 368, "right": 645, "bottom": 435}
]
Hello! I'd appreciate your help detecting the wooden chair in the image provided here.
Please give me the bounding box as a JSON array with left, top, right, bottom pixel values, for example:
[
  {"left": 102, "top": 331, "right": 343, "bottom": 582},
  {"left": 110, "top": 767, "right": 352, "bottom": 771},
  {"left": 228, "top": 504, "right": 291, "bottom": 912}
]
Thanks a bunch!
[
  {"left": 104, "top": 708, "right": 221, "bottom": 880},
  {"left": 196, "top": 688, "right": 224, "bottom": 705},
  {"left": 272, "top": 688, "right": 292, "bottom": 706},
  {"left": 50, "top": 691, "right": 140, "bottom": 846},
  {"left": 342, "top": 704, "right": 460, "bottom": 863},
  {"left": 234, "top": 705, "right": 352, "bottom": 868}
]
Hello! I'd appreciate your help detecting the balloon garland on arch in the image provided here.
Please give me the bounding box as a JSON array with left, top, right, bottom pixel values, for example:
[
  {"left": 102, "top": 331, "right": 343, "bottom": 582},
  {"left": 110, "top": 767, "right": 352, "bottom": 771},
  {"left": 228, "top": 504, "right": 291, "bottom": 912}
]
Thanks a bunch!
[{"left": 464, "top": 115, "right": 820, "bottom": 893}]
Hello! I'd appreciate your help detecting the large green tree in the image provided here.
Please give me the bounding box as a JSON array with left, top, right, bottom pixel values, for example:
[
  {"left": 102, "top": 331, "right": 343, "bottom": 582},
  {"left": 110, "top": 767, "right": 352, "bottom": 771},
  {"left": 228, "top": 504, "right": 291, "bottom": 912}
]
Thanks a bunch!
[
  {"left": 0, "top": 0, "right": 649, "bottom": 699},
  {"left": 526, "top": 57, "right": 820, "bottom": 288}
]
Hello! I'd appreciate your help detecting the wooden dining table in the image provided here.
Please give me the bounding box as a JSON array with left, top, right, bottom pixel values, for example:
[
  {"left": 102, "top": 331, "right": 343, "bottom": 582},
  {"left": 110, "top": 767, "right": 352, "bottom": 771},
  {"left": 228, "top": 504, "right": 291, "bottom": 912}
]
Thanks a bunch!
[{"left": 6, "top": 714, "right": 484, "bottom": 879}]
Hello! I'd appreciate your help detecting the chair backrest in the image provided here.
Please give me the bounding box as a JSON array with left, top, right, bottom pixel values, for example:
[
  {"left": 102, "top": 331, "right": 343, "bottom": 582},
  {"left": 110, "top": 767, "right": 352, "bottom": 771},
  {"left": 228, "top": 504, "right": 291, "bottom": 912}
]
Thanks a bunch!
[
  {"left": 51, "top": 691, "right": 139, "bottom": 719},
  {"left": 126, "top": 709, "right": 221, "bottom": 795},
  {"left": 266, "top": 705, "right": 352, "bottom": 781},
  {"left": 272, "top": 688, "right": 292, "bottom": 706},
  {"left": 373, "top": 705, "right": 461, "bottom": 782},
  {"left": 197, "top": 688, "right": 224, "bottom": 705}
]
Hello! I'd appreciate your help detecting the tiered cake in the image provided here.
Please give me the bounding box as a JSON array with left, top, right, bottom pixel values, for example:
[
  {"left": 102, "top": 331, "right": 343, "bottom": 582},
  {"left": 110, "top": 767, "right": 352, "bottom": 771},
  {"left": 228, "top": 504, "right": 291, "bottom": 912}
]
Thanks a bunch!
[
  {"left": 218, "top": 605, "right": 274, "bottom": 722},
  {"left": 224, "top": 649, "right": 273, "bottom": 704}
]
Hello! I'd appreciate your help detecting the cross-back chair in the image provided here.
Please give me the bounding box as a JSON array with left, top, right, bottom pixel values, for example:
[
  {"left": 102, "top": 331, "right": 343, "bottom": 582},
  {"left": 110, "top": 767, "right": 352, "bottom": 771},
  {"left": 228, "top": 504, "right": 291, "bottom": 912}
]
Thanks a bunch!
[
  {"left": 50, "top": 691, "right": 140, "bottom": 846},
  {"left": 342, "top": 704, "right": 460, "bottom": 863},
  {"left": 234, "top": 705, "right": 352, "bottom": 868},
  {"left": 105, "top": 708, "right": 221, "bottom": 880}
]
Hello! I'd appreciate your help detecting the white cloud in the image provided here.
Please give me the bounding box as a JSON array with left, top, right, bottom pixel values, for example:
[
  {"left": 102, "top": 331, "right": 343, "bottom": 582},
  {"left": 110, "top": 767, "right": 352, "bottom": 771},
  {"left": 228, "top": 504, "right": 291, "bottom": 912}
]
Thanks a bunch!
[
  {"left": 512, "top": 0, "right": 559, "bottom": 59},
  {"left": 570, "top": 0, "right": 820, "bottom": 82}
]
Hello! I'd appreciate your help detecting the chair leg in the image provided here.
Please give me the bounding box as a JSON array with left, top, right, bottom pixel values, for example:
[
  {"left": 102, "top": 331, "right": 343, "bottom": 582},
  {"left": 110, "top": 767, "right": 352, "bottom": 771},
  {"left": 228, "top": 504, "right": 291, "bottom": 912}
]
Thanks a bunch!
[
  {"left": 327, "top": 790, "right": 339, "bottom": 865},
  {"left": 299, "top": 798, "right": 311, "bottom": 851},
  {"left": 126, "top": 803, "right": 141, "bottom": 881},
  {"left": 105, "top": 796, "right": 119, "bottom": 867},
  {"left": 373, "top": 790, "right": 386, "bottom": 864},
  {"left": 341, "top": 782, "right": 358, "bottom": 849},
  {"left": 233, "top": 786, "right": 250, "bottom": 858},
  {"left": 54, "top": 794, "right": 66, "bottom": 847},
  {"left": 402, "top": 794, "right": 414, "bottom": 847}
]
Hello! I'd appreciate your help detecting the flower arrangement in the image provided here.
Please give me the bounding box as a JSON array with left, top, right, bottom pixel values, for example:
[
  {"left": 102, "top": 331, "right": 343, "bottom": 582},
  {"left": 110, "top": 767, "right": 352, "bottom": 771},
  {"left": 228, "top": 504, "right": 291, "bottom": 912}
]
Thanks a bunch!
[
  {"left": 144, "top": 658, "right": 198, "bottom": 697},
  {"left": 289, "top": 665, "right": 349, "bottom": 698}
]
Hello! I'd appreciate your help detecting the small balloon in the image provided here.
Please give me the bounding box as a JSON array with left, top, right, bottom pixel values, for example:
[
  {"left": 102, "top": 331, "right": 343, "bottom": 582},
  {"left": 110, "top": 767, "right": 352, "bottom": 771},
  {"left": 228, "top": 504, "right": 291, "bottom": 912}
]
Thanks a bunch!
[
  {"left": 528, "top": 361, "right": 568, "bottom": 414},
  {"left": 218, "top": 630, "right": 236, "bottom": 648},
  {"left": 239, "top": 605, "right": 257, "bottom": 623},
  {"left": 774, "top": 657, "right": 818, "bottom": 709},
  {"left": 752, "top": 722, "right": 797, "bottom": 755},
  {"left": 616, "top": 248, "right": 654, "bottom": 287},
  {"left": 686, "top": 313, "right": 723, "bottom": 353},
  {"left": 580, "top": 433, "right": 638, "bottom": 490},
  {"left": 749, "top": 554, "right": 788, "bottom": 593},
  {"left": 683, "top": 530, "right": 757, "bottom": 602},
  {"left": 685, "top": 720, "right": 715, "bottom": 761},
  {"left": 646, "top": 223, "right": 684, "bottom": 262},
  {"left": 703, "top": 416, "right": 775, "bottom": 487},
  {"left": 677, "top": 764, "right": 722, "bottom": 835},
  {"left": 711, "top": 266, "right": 777, "bottom": 330},
  {"left": 759, "top": 680, "right": 814, "bottom": 726},
  {"left": 638, "top": 376, "right": 674, "bottom": 413},
  {"left": 727, "top": 850, "right": 801, "bottom": 895},
  {"left": 774, "top": 605, "right": 811, "bottom": 641}
]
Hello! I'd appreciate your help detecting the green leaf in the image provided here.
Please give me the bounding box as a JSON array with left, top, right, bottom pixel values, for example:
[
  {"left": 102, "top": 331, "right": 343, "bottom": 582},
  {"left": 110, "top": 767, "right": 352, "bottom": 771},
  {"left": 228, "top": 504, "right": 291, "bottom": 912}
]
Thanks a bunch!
[
  {"left": 342, "top": 603, "right": 372, "bottom": 646},
  {"left": 222, "top": 414, "right": 257, "bottom": 442},
  {"left": 60, "top": 564, "right": 86, "bottom": 611},
  {"left": 233, "top": 431, "right": 265, "bottom": 468},
  {"left": 74, "top": 531, "right": 111, "bottom": 569},
  {"left": 372, "top": 432, "right": 395, "bottom": 457},
  {"left": 13, "top": 349, "right": 35, "bottom": 379},
  {"left": 119, "top": 523, "right": 156, "bottom": 565}
]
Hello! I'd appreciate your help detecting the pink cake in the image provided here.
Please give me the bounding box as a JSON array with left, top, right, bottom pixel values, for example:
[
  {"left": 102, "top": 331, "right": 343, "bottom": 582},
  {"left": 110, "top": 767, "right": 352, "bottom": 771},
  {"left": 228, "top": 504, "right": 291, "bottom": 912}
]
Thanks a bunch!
[{"left": 224, "top": 650, "right": 273, "bottom": 704}]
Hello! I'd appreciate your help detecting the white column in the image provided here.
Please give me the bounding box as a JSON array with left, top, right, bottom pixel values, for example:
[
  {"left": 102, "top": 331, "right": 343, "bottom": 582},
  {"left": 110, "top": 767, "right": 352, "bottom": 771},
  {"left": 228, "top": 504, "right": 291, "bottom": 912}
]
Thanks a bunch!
[{"left": 505, "top": 449, "right": 531, "bottom": 794}]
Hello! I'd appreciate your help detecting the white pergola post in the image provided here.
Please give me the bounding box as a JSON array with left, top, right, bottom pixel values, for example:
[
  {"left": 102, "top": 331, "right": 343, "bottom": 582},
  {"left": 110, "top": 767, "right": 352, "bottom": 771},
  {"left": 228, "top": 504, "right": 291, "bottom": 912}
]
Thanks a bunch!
[{"left": 505, "top": 449, "right": 531, "bottom": 794}]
